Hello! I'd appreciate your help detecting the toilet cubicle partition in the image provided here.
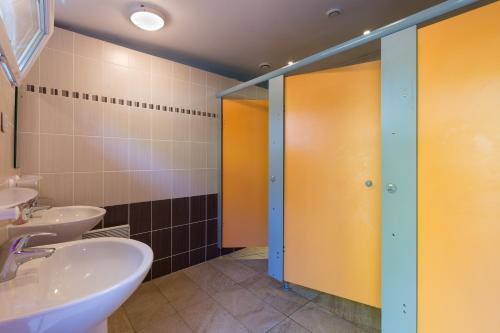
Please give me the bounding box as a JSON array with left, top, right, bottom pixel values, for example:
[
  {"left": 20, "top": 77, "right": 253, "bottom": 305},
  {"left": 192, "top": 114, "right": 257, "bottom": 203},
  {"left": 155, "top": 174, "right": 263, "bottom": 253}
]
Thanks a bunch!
[{"left": 216, "top": 1, "right": 486, "bottom": 332}]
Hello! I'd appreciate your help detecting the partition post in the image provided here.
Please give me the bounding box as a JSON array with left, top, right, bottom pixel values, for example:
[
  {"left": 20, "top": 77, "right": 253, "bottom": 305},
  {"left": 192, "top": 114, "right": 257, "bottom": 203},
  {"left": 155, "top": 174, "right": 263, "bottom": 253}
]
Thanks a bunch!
[
  {"left": 268, "top": 76, "right": 284, "bottom": 281},
  {"left": 381, "top": 26, "right": 417, "bottom": 333},
  {"left": 217, "top": 97, "right": 223, "bottom": 248}
]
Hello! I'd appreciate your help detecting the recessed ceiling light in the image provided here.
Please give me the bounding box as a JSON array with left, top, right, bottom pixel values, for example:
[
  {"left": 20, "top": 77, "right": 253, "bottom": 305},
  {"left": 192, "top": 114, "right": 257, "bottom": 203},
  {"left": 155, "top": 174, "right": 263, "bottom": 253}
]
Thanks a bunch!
[
  {"left": 326, "top": 8, "right": 342, "bottom": 18},
  {"left": 363, "top": 30, "right": 371, "bottom": 35},
  {"left": 287, "top": 61, "right": 294, "bottom": 66},
  {"left": 130, "top": 5, "right": 165, "bottom": 31}
]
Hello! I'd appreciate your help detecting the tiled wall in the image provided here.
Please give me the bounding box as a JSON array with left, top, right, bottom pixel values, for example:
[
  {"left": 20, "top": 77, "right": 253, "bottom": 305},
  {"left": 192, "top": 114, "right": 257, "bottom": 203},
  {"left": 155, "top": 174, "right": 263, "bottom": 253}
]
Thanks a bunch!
[
  {"left": 0, "top": 68, "right": 17, "bottom": 244},
  {"left": 17, "top": 27, "right": 266, "bottom": 279}
]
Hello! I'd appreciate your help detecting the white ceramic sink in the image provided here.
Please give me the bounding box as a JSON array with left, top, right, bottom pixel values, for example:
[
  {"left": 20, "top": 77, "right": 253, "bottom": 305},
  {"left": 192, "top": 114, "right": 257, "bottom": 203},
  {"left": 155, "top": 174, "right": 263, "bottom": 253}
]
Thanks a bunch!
[
  {"left": 0, "top": 188, "right": 38, "bottom": 209},
  {"left": 8, "top": 206, "right": 106, "bottom": 246},
  {"left": 0, "top": 237, "right": 153, "bottom": 333}
]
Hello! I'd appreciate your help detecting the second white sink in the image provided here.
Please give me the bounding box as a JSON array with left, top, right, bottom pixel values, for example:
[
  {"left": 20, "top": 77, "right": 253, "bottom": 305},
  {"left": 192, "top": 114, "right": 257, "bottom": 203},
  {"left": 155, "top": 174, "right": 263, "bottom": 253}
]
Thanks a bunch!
[{"left": 8, "top": 206, "right": 106, "bottom": 246}]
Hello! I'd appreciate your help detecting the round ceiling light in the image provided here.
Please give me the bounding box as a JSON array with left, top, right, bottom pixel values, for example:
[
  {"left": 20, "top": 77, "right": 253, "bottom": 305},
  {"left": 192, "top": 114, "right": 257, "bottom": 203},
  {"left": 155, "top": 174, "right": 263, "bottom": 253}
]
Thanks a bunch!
[{"left": 130, "top": 5, "right": 165, "bottom": 31}]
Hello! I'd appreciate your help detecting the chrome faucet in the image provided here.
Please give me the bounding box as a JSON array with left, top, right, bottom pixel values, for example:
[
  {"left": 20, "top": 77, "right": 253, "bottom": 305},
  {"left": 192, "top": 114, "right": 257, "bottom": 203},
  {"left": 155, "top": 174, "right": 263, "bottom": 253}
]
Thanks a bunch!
[
  {"left": 21, "top": 205, "right": 51, "bottom": 220},
  {"left": 0, "top": 233, "right": 56, "bottom": 283}
]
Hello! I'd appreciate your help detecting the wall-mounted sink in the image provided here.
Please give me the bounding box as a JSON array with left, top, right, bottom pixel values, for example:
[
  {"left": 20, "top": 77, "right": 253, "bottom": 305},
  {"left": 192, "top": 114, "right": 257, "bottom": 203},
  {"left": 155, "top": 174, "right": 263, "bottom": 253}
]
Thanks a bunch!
[
  {"left": 7, "top": 206, "right": 106, "bottom": 246},
  {"left": 0, "top": 237, "right": 153, "bottom": 333},
  {"left": 0, "top": 188, "right": 38, "bottom": 209}
]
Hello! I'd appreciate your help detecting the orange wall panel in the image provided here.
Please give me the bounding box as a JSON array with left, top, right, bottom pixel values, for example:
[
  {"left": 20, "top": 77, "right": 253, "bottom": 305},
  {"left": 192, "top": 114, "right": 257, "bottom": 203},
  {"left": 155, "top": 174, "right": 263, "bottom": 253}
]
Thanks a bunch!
[
  {"left": 418, "top": 2, "right": 500, "bottom": 332},
  {"left": 284, "top": 61, "right": 381, "bottom": 308},
  {"left": 222, "top": 99, "right": 268, "bottom": 247}
]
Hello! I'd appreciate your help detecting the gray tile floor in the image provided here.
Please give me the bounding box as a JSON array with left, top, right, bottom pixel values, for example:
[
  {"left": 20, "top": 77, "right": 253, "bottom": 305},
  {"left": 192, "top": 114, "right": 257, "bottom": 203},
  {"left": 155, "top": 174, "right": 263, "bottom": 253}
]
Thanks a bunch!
[{"left": 109, "top": 247, "right": 368, "bottom": 333}]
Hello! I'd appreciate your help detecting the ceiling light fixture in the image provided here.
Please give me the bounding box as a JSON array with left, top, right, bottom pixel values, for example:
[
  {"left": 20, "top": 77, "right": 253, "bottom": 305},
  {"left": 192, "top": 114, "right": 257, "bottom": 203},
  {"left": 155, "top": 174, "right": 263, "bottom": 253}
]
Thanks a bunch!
[
  {"left": 363, "top": 30, "right": 371, "bottom": 35},
  {"left": 130, "top": 5, "right": 165, "bottom": 31}
]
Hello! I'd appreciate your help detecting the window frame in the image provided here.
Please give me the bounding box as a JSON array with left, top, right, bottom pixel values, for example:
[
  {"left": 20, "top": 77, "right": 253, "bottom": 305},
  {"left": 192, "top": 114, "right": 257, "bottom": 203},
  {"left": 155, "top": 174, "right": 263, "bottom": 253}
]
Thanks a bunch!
[{"left": 0, "top": 0, "right": 54, "bottom": 86}]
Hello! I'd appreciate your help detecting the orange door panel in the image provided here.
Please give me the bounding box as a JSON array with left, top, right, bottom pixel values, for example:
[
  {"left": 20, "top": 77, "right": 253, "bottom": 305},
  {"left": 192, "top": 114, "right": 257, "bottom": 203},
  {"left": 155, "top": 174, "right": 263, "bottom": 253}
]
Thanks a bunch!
[
  {"left": 418, "top": 2, "right": 500, "bottom": 332},
  {"left": 284, "top": 61, "right": 381, "bottom": 308},
  {"left": 222, "top": 99, "right": 268, "bottom": 247}
]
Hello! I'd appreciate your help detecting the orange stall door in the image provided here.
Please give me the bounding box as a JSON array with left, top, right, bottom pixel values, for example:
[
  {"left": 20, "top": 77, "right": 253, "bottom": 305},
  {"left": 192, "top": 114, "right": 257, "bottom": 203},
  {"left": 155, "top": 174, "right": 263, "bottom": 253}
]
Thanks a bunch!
[
  {"left": 222, "top": 99, "right": 268, "bottom": 247},
  {"left": 284, "top": 61, "right": 381, "bottom": 308},
  {"left": 418, "top": 2, "right": 500, "bottom": 332}
]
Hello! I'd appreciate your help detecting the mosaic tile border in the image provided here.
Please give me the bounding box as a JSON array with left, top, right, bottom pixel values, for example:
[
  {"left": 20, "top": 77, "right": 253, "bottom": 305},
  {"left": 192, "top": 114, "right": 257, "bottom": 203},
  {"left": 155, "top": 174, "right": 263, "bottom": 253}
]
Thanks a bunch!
[{"left": 25, "top": 84, "right": 218, "bottom": 118}]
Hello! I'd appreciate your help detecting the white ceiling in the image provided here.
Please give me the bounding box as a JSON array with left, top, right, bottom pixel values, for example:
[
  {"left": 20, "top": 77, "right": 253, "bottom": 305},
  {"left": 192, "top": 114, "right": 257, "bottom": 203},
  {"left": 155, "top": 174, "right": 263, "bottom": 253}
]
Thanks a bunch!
[{"left": 55, "top": 0, "right": 444, "bottom": 81}]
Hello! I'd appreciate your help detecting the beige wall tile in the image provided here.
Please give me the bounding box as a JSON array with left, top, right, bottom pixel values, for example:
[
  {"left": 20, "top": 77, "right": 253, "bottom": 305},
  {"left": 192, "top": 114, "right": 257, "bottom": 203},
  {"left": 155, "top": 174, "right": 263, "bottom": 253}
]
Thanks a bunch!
[
  {"left": 190, "top": 116, "right": 206, "bottom": 142},
  {"left": 172, "top": 79, "right": 189, "bottom": 107},
  {"left": 46, "top": 28, "right": 74, "bottom": 53},
  {"left": 206, "top": 86, "right": 218, "bottom": 114},
  {"left": 190, "top": 68, "right": 207, "bottom": 85},
  {"left": 129, "top": 139, "right": 152, "bottom": 171},
  {"left": 190, "top": 142, "right": 206, "bottom": 169},
  {"left": 103, "top": 104, "right": 128, "bottom": 138},
  {"left": 102, "top": 63, "right": 129, "bottom": 98},
  {"left": 40, "top": 134, "right": 73, "bottom": 173},
  {"left": 152, "top": 56, "right": 173, "bottom": 76},
  {"left": 74, "top": 100, "right": 102, "bottom": 136},
  {"left": 39, "top": 173, "right": 73, "bottom": 206},
  {"left": 190, "top": 83, "right": 206, "bottom": 111},
  {"left": 206, "top": 72, "right": 220, "bottom": 89},
  {"left": 103, "top": 137, "right": 129, "bottom": 171},
  {"left": 206, "top": 169, "right": 217, "bottom": 194},
  {"left": 128, "top": 69, "right": 151, "bottom": 103},
  {"left": 39, "top": 94, "right": 73, "bottom": 135},
  {"left": 16, "top": 27, "right": 221, "bottom": 208},
  {"left": 40, "top": 48, "right": 74, "bottom": 90},
  {"left": 102, "top": 42, "right": 129, "bottom": 67},
  {"left": 129, "top": 171, "right": 151, "bottom": 203},
  {"left": 152, "top": 111, "right": 173, "bottom": 140},
  {"left": 207, "top": 118, "right": 217, "bottom": 143},
  {"left": 152, "top": 170, "right": 172, "bottom": 200},
  {"left": 173, "top": 63, "right": 190, "bottom": 81},
  {"left": 74, "top": 136, "right": 103, "bottom": 172},
  {"left": 74, "top": 172, "right": 103, "bottom": 206},
  {"left": 74, "top": 34, "right": 102, "bottom": 60},
  {"left": 172, "top": 170, "right": 189, "bottom": 198},
  {"left": 18, "top": 92, "right": 39, "bottom": 133},
  {"left": 190, "top": 169, "right": 206, "bottom": 197},
  {"left": 128, "top": 49, "right": 151, "bottom": 73},
  {"left": 129, "top": 109, "right": 151, "bottom": 139},
  {"left": 207, "top": 143, "right": 217, "bottom": 169},
  {"left": 75, "top": 55, "right": 102, "bottom": 95},
  {"left": 151, "top": 74, "right": 171, "bottom": 106},
  {"left": 103, "top": 171, "right": 129, "bottom": 206},
  {"left": 152, "top": 140, "right": 173, "bottom": 171},
  {"left": 173, "top": 141, "right": 190, "bottom": 170},
  {"left": 17, "top": 133, "right": 39, "bottom": 174},
  {"left": 24, "top": 58, "right": 40, "bottom": 85},
  {"left": 172, "top": 113, "right": 190, "bottom": 141}
]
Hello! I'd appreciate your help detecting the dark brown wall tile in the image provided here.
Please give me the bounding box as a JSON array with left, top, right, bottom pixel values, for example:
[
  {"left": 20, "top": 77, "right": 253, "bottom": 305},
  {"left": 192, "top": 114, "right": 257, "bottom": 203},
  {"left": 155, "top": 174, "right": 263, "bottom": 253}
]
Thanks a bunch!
[
  {"left": 207, "top": 219, "right": 218, "bottom": 245},
  {"left": 190, "top": 247, "right": 205, "bottom": 266},
  {"left": 207, "top": 244, "right": 221, "bottom": 260},
  {"left": 172, "top": 252, "right": 189, "bottom": 272},
  {"left": 152, "top": 228, "right": 171, "bottom": 259},
  {"left": 152, "top": 258, "right": 172, "bottom": 279},
  {"left": 130, "top": 202, "right": 152, "bottom": 235},
  {"left": 207, "top": 194, "right": 218, "bottom": 219},
  {"left": 190, "top": 221, "right": 206, "bottom": 250},
  {"left": 131, "top": 232, "right": 151, "bottom": 247},
  {"left": 152, "top": 199, "right": 171, "bottom": 230},
  {"left": 190, "top": 195, "right": 206, "bottom": 223},
  {"left": 103, "top": 204, "right": 128, "bottom": 228},
  {"left": 172, "top": 197, "right": 189, "bottom": 226},
  {"left": 172, "top": 225, "right": 189, "bottom": 255}
]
